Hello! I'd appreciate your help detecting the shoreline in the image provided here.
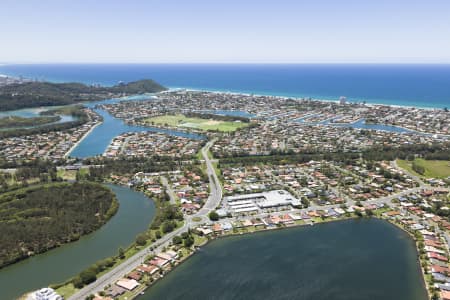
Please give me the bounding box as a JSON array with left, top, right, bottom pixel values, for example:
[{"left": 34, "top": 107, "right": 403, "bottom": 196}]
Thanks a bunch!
[
  {"left": 1, "top": 70, "right": 448, "bottom": 110},
  {"left": 64, "top": 121, "right": 102, "bottom": 158},
  {"left": 382, "top": 218, "right": 431, "bottom": 299},
  {"left": 167, "top": 87, "right": 448, "bottom": 111},
  {"left": 133, "top": 216, "right": 430, "bottom": 300}
]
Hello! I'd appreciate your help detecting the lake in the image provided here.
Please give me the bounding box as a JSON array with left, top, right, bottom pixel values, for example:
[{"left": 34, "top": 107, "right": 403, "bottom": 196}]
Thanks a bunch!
[{"left": 140, "top": 218, "right": 427, "bottom": 300}]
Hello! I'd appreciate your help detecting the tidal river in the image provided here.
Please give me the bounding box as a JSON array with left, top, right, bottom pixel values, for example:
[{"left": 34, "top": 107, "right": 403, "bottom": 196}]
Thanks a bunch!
[
  {"left": 0, "top": 184, "right": 155, "bottom": 300},
  {"left": 140, "top": 218, "right": 427, "bottom": 300},
  {"left": 68, "top": 96, "right": 204, "bottom": 158}
]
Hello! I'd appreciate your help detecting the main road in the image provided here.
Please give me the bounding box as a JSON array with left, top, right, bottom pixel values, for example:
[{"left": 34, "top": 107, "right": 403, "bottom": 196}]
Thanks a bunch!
[
  {"left": 71, "top": 154, "right": 430, "bottom": 299},
  {"left": 69, "top": 140, "right": 222, "bottom": 300}
]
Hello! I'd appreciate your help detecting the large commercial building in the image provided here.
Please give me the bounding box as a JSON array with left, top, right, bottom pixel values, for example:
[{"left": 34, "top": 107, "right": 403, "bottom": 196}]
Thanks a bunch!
[{"left": 225, "top": 190, "right": 301, "bottom": 214}]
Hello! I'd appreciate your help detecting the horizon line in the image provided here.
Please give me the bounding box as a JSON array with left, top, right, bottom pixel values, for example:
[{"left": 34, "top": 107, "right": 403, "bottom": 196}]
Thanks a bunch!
[{"left": 2, "top": 61, "right": 450, "bottom": 65}]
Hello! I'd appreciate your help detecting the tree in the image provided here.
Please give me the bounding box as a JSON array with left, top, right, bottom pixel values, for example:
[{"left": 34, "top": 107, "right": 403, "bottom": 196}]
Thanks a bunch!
[
  {"left": 136, "top": 233, "right": 147, "bottom": 246},
  {"left": 39, "top": 173, "right": 49, "bottom": 183},
  {"left": 79, "top": 268, "right": 97, "bottom": 285},
  {"left": 365, "top": 209, "right": 374, "bottom": 217},
  {"left": 118, "top": 247, "right": 125, "bottom": 259},
  {"left": 209, "top": 210, "right": 219, "bottom": 221},
  {"left": 172, "top": 236, "right": 182, "bottom": 245},
  {"left": 412, "top": 161, "right": 425, "bottom": 175},
  {"left": 161, "top": 220, "right": 175, "bottom": 233},
  {"left": 73, "top": 276, "right": 83, "bottom": 288},
  {"left": 183, "top": 235, "right": 194, "bottom": 248}
]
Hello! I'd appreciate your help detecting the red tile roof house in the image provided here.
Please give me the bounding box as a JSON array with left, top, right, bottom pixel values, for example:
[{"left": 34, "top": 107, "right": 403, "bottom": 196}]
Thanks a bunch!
[
  {"left": 157, "top": 252, "right": 174, "bottom": 261},
  {"left": 136, "top": 264, "right": 159, "bottom": 275},
  {"left": 270, "top": 215, "right": 282, "bottom": 224},
  {"left": 149, "top": 257, "right": 169, "bottom": 268},
  {"left": 428, "top": 252, "right": 448, "bottom": 262},
  {"left": 213, "top": 223, "right": 223, "bottom": 233},
  {"left": 431, "top": 265, "right": 450, "bottom": 275},
  {"left": 127, "top": 271, "right": 142, "bottom": 281},
  {"left": 425, "top": 240, "right": 444, "bottom": 249},
  {"left": 280, "top": 214, "right": 294, "bottom": 225}
]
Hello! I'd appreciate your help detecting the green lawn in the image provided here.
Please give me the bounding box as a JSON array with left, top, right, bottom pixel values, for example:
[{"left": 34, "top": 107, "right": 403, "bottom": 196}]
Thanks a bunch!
[
  {"left": 55, "top": 283, "right": 77, "bottom": 299},
  {"left": 144, "top": 114, "right": 248, "bottom": 132},
  {"left": 56, "top": 168, "right": 89, "bottom": 181},
  {"left": 397, "top": 159, "right": 450, "bottom": 179}
]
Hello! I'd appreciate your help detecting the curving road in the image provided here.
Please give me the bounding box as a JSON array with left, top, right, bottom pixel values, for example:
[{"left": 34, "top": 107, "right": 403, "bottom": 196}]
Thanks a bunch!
[
  {"left": 70, "top": 153, "right": 437, "bottom": 299},
  {"left": 69, "top": 140, "right": 222, "bottom": 300}
]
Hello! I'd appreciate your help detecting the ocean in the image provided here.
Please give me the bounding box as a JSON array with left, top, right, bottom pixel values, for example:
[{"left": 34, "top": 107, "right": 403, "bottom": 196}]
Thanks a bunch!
[{"left": 0, "top": 63, "right": 449, "bottom": 108}]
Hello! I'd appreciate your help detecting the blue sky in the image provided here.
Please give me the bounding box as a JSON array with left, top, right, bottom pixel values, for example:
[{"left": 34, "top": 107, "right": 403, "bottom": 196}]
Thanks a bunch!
[{"left": 1, "top": 0, "right": 450, "bottom": 63}]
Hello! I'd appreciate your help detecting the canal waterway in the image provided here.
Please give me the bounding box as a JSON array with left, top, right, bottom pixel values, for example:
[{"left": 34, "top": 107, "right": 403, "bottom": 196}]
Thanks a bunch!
[
  {"left": 67, "top": 95, "right": 204, "bottom": 158},
  {"left": 0, "top": 184, "right": 155, "bottom": 300},
  {"left": 330, "top": 118, "right": 413, "bottom": 133},
  {"left": 294, "top": 116, "right": 413, "bottom": 134},
  {"left": 140, "top": 218, "right": 427, "bottom": 300}
]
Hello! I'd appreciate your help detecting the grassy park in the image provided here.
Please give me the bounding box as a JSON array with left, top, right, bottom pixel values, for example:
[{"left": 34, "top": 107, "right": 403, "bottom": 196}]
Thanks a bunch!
[
  {"left": 397, "top": 158, "right": 450, "bottom": 179},
  {"left": 144, "top": 114, "right": 248, "bottom": 132}
]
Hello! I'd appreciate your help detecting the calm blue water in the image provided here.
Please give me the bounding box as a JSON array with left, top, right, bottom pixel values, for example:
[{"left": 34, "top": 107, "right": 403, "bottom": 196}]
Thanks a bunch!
[
  {"left": 1, "top": 64, "right": 450, "bottom": 108},
  {"left": 140, "top": 219, "right": 427, "bottom": 300},
  {"left": 69, "top": 107, "right": 204, "bottom": 158},
  {"left": 332, "top": 118, "right": 412, "bottom": 133},
  {"left": 295, "top": 117, "right": 412, "bottom": 133},
  {"left": 0, "top": 107, "right": 76, "bottom": 129},
  {"left": 0, "top": 184, "right": 155, "bottom": 300}
]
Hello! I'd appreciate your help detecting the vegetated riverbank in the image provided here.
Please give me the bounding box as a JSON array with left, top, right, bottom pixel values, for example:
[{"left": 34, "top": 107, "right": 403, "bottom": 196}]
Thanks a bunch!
[
  {"left": 137, "top": 214, "right": 428, "bottom": 300},
  {"left": 0, "top": 115, "right": 60, "bottom": 129},
  {"left": 0, "top": 105, "right": 91, "bottom": 138},
  {"left": 46, "top": 181, "right": 183, "bottom": 299},
  {"left": 0, "top": 181, "right": 118, "bottom": 269},
  {"left": 3, "top": 183, "right": 155, "bottom": 300}
]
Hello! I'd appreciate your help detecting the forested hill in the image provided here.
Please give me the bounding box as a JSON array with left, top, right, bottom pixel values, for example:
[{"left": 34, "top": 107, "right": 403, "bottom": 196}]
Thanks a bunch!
[
  {"left": 0, "top": 79, "right": 167, "bottom": 111},
  {"left": 0, "top": 182, "right": 118, "bottom": 268}
]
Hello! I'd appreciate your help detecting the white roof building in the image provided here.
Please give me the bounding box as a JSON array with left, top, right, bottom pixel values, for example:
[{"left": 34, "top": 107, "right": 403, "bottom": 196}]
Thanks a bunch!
[
  {"left": 31, "top": 288, "right": 63, "bottom": 300},
  {"left": 225, "top": 190, "right": 301, "bottom": 212}
]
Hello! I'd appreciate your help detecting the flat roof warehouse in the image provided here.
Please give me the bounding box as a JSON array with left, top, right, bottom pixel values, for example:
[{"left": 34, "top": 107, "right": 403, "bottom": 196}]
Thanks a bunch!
[{"left": 225, "top": 190, "right": 301, "bottom": 214}]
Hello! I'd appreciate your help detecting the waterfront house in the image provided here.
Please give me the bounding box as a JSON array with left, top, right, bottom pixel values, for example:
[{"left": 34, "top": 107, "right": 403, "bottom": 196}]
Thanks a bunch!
[
  {"left": 136, "top": 264, "right": 159, "bottom": 275},
  {"left": 149, "top": 257, "right": 169, "bottom": 268},
  {"left": 127, "top": 271, "right": 142, "bottom": 281},
  {"left": 106, "top": 285, "right": 126, "bottom": 298},
  {"left": 441, "top": 290, "right": 450, "bottom": 300},
  {"left": 428, "top": 252, "right": 448, "bottom": 262},
  {"left": 116, "top": 278, "right": 139, "bottom": 291}
]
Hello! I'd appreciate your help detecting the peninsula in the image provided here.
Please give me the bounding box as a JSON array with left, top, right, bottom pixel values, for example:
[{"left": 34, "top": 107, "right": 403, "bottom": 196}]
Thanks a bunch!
[{"left": 0, "top": 79, "right": 167, "bottom": 111}]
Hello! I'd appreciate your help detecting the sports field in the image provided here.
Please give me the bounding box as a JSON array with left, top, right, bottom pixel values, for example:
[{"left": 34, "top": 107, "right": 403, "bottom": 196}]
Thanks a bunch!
[
  {"left": 397, "top": 159, "right": 450, "bottom": 179},
  {"left": 144, "top": 114, "right": 248, "bottom": 132}
]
